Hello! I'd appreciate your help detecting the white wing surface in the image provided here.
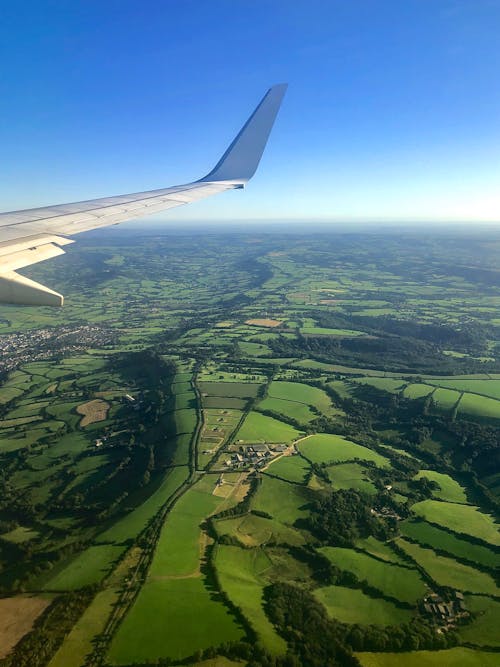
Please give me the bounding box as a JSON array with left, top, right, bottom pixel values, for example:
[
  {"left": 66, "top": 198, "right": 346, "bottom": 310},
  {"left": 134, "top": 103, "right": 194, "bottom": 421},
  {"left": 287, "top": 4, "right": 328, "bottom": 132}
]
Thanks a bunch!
[{"left": 0, "top": 84, "right": 287, "bottom": 306}]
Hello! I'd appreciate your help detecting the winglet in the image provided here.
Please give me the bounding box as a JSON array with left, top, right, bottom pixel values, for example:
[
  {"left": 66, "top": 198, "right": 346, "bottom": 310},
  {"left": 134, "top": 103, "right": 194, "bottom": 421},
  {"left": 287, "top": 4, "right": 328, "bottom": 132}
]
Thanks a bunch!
[{"left": 200, "top": 83, "right": 287, "bottom": 184}]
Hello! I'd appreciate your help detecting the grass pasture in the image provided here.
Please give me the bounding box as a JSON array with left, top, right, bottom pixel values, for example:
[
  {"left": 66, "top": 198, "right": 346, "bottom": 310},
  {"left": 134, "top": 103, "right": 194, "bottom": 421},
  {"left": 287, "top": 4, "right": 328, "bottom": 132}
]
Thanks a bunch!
[
  {"left": 236, "top": 412, "right": 302, "bottom": 443},
  {"left": 319, "top": 547, "right": 426, "bottom": 603},
  {"left": 148, "top": 481, "right": 221, "bottom": 578},
  {"left": 402, "top": 383, "right": 435, "bottom": 399},
  {"left": 214, "top": 544, "right": 286, "bottom": 654},
  {"left": 357, "top": 648, "right": 500, "bottom": 667},
  {"left": 431, "top": 388, "right": 461, "bottom": 411},
  {"left": 198, "top": 382, "right": 262, "bottom": 398},
  {"left": 414, "top": 470, "right": 468, "bottom": 503},
  {"left": 411, "top": 500, "right": 500, "bottom": 547},
  {"left": 298, "top": 434, "right": 390, "bottom": 467},
  {"left": 460, "top": 595, "right": 500, "bottom": 647},
  {"left": 107, "top": 578, "right": 244, "bottom": 664},
  {"left": 42, "top": 545, "right": 125, "bottom": 591},
  {"left": 355, "top": 536, "right": 406, "bottom": 565},
  {"left": 326, "top": 462, "right": 377, "bottom": 495},
  {"left": 257, "top": 396, "right": 316, "bottom": 423},
  {"left": 252, "top": 475, "right": 311, "bottom": 524},
  {"left": 458, "top": 393, "right": 500, "bottom": 420},
  {"left": 397, "top": 539, "right": 499, "bottom": 595},
  {"left": 314, "top": 585, "right": 413, "bottom": 626},
  {"left": 267, "top": 454, "right": 311, "bottom": 484},
  {"left": 266, "top": 381, "right": 332, "bottom": 413}
]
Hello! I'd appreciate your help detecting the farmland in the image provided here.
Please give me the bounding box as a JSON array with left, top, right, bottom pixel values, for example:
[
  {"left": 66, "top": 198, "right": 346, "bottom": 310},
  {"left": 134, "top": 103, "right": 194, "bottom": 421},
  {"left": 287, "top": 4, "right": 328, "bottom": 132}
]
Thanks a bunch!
[{"left": 1, "top": 229, "right": 500, "bottom": 666}]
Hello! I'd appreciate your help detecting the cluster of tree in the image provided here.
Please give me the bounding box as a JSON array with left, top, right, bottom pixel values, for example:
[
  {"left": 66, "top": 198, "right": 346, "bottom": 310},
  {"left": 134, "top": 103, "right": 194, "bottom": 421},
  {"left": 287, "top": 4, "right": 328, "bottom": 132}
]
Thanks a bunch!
[
  {"left": 265, "top": 583, "right": 458, "bottom": 661},
  {"left": 305, "top": 488, "right": 401, "bottom": 546}
]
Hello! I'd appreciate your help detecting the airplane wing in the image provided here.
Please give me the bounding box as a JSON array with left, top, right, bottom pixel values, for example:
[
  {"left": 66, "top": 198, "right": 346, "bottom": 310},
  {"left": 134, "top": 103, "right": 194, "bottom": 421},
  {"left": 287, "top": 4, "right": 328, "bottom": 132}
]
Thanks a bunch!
[{"left": 0, "top": 84, "right": 287, "bottom": 306}]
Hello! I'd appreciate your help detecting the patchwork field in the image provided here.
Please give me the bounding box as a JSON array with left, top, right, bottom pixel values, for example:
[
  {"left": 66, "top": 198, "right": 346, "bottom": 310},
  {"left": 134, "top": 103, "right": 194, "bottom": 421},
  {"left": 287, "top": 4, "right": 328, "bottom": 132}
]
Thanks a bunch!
[
  {"left": 266, "top": 454, "right": 311, "bottom": 484},
  {"left": 251, "top": 475, "right": 311, "bottom": 524},
  {"left": 410, "top": 500, "right": 500, "bottom": 547},
  {"left": 397, "top": 539, "right": 499, "bottom": 595},
  {"left": 357, "top": 648, "right": 500, "bottom": 667}
]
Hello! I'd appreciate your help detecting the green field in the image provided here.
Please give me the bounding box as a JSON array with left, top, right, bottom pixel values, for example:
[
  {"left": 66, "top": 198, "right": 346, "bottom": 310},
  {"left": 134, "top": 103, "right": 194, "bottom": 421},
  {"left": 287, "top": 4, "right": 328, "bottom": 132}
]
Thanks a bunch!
[
  {"left": 402, "top": 383, "right": 434, "bottom": 399},
  {"left": 267, "top": 454, "right": 310, "bottom": 484},
  {"left": 257, "top": 396, "right": 316, "bottom": 423},
  {"left": 252, "top": 475, "right": 311, "bottom": 524},
  {"left": 299, "top": 434, "right": 390, "bottom": 467},
  {"left": 411, "top": 500, "right": 500, "bottom": 546},
  {"left": 397, "top": 539, "right": 500, "bottom": 595},
  {"left": 400, "top": 520, "right": 499, "bottom": 569},
  {"left": 96, "top": 466, "right": 190, "bottom": 544},
  {"left": 460, "top": 595, "right": 500, "bottom": 647},
  {"left": 42, "top": 545, "right": 125, "bottom": 590},
  {"left": 326, "top": 462, "right": 377, "bottom": 494},
  {"left": 314, "top": 584, "right": 413, "bottom": 626},
  {"left": 431, "top": 387, "right": 461, "bottom": 410},
  {"left": 357, "top": 648, "right": 500, "bottom": 667},
  {"left": 414, "top": 470, "right": 468, "bottom": 503},
  {"left": 355, "top": 536, "right": 406, "bottom": 565},
  {"left": 458, "top": 393, "right": 500, "bottom": 420},
  {"left": 428, "top": 378, "right": 500, "bottom": 400},
  {"left": 236, "top": 412, "right": 302, "bottom": 443},
  {"left": 214, "top": 544, "right": 286, "bottom": 654},
  {"left": 149, "top": 482, "right": 221, "bottom": 578},
  {"left": 107, "top": 578, "right": 244, "bottom": 663},
  {"left": 319, "top": 547, "right": 426, "bottom": 603},
  {"left": 266, "top": 381, "right": 332, "bottom": 413}
]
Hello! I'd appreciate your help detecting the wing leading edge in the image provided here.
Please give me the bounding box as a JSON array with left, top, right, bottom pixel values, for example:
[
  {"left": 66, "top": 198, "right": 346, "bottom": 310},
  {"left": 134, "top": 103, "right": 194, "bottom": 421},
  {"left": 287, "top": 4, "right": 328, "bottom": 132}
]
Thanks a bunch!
[{"left": 0, "top": 83, "right": 287, "bottom": 306}]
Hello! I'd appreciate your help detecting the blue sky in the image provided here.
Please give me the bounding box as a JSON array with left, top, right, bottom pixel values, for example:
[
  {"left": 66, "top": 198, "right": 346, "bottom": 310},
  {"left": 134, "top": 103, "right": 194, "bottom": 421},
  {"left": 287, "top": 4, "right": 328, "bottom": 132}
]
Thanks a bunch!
[{"left": 1, "top": 0, "right": 500, "bottom": 223}]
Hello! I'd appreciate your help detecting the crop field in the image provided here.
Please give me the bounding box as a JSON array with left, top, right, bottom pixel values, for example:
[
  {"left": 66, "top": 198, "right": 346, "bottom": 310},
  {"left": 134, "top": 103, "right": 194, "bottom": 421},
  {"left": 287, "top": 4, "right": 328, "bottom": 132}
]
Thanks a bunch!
[
  {"left": 400, "top": 520, "right": 499, "bottom": 569},
  {"left": 236, "top": 412, "right": 302, "bottom": 443},
  {"left": 357, "top": 648, "right": 500, "bottom": 667},
  {"left": 252, "top": 475, "right": 311, "bottom": 524},
  {"left": 76, "top": 398, "right": 110, "bottom": 426},
  {"left": 414, "top": 470, "right": 468, "bottom": 503},
  {"left": 198, "top": 382, "right": 262, "bottom": 398},
  {"left": 397, "top": 539, "right": 500, "bottom": 594},
  {"left": 326, "top": 462, "right": 377, "bottom": 494},
  {"left": 298, "top": 433, "right": 391, "bottom": 467},
  {"left": 214, "top": 544, "right": 286, "bottom": 654},
  {"left": 314, "top": 585, "right": 413, "bottom": 626},
  {"left": 319, "top": 547, "right": 427, "bottom": 603},
  {"left": 107, "top": 578, "right": 244, "bottom": 664},
  {"left": 459, "top": 596, "right": 500, "bottom": 647},
  {"left": 0, "top": 596, "right": 51, "bottom": 659},
  {"left": 410, "top": 500, "right": 500, "bottom": 546},
  {"left": 267, "top": 454, "right": 311, "bottom": 484},
  {"left": 214, "top": 512, "right": 305, "bottom": 547}
]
